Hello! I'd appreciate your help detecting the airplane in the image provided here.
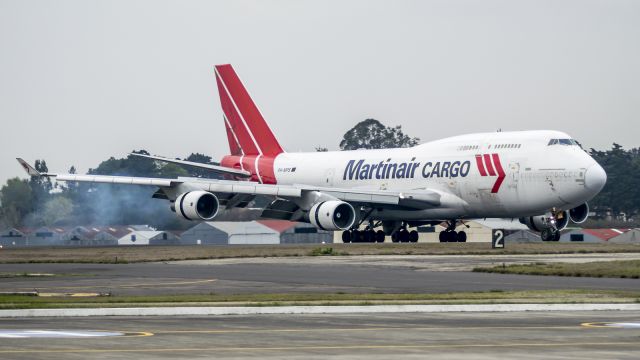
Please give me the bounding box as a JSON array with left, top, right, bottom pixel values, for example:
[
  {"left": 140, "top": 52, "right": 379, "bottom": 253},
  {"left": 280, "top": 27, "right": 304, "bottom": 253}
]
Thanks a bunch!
[{"left": 17, "top": 64, "right": 607, "bottom": 243}]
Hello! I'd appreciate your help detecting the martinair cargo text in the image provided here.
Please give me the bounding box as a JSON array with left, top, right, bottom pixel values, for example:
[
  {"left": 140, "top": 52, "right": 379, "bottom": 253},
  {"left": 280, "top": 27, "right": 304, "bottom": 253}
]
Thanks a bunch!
[{"left": 18, "top": 64, "right": 607, "bottom": 242}]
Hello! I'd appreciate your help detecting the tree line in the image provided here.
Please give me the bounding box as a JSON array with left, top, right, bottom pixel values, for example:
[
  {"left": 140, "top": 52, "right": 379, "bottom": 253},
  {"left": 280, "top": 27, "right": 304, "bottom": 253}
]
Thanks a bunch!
[{"left": 0, "top": 119, "right": 637, "bottom": 229}]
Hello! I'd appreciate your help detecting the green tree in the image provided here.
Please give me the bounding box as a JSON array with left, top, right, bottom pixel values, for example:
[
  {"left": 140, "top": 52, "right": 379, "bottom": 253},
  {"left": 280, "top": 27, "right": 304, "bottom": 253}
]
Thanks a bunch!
[
  {"left": 183, "top": 153, "right": 222, "bottom": 178},
  {"left": 0, "top": 178, "right": 33, "bottom": 227},
  {"left": 158, "top": 163, "right": 189, "bottom": 178},
  {"left": 589, "top": 143, "right": 640, "bottom": 218},
  {"left": 42, "top": 196, "right": 74, "bottom": 226},
  {"left": 339, "top": 119, "right": 419, "bottom": 150},
  {"left": 29, "top": 160, "right": 52, "bottom": 212}
]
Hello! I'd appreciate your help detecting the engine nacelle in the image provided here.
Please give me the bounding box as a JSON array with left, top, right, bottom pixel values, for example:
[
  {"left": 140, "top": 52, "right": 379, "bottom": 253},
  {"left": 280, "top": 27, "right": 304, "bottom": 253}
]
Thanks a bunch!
[
  {"left": 520, "top": 210, "right": 569, "bottom": 232},
  {"left": 174, "top": 191, "right": 219, "bottom": 221},
  {"left": 309, "top": 200, "right": 356, "bottom": 231},
  {"left": 569, "top": 203, "right": 589, "bottom": 224}
]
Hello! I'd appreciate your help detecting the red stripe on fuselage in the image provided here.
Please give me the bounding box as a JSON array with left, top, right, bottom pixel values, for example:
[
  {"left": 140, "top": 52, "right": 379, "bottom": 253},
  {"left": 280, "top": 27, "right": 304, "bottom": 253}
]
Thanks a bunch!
[
  {"left": 475, "top": 155, "right": 487, "bottom": 176},
  {"left": 225, "top": 154, "right": 278, "bottom": 184},
  {"left": 490, "top": 153, "right": 506, "bottom": 193},
  {"left": 483, "top": 154, "right": 496, "bottom": 176},
  {"left": 257, "top": 156, "right": 278, "bottom": 184}
]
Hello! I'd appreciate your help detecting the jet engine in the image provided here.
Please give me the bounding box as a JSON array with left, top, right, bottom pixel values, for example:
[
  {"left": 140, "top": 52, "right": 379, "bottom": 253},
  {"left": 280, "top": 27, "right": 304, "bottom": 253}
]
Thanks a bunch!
[
  {"left": 309, "top": 200, "right": 356, "bottom": 231},
  {"left": 569, "top": 203, "right": 589, "bottom": 224},
  {"left": 174, "top": 191, "right": 219, "bottom": 221},
  {"left": 520, "top": 210, "right": 569, "bottom": 232}
]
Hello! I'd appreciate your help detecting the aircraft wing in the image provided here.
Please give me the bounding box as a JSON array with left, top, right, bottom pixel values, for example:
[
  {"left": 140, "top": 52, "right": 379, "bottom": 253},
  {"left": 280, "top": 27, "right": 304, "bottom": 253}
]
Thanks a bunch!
[{"left": 17, "top": 158, "right": 463, "bottom": 220}]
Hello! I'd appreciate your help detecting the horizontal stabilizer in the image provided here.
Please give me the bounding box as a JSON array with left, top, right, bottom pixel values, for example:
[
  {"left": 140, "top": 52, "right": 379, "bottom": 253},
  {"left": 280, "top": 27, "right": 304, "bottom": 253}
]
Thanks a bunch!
[
  {"left": 16, "top": 158, "right": 42, "bottom": 177},
  {"left": 130, "top": 153, "right": 251, "bottom": 178}
]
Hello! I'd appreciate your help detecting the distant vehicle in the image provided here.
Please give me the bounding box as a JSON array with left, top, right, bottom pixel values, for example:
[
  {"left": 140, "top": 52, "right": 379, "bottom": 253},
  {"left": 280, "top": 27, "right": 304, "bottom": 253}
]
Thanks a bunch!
[{"left": 18, "top": 64, "right": 606, "bottom": 242}]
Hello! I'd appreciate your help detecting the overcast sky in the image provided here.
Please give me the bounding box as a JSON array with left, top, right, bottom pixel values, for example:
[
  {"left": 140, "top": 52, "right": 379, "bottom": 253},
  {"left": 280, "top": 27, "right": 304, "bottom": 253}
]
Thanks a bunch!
[{"left": 1, "top": 0, "right": 639, "bottom": 185}]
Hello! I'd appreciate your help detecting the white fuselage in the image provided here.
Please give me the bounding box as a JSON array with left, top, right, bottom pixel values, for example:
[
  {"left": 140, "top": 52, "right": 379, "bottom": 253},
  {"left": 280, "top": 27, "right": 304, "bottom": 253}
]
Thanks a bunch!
[{"left": 271, "top": 130, "right": 606, "bottom": 221}]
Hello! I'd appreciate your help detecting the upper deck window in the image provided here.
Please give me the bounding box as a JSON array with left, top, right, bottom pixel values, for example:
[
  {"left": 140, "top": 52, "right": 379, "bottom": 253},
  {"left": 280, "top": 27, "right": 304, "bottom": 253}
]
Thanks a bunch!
[{"left": 548, "top": 138, "right": 577, "bottom": 146}]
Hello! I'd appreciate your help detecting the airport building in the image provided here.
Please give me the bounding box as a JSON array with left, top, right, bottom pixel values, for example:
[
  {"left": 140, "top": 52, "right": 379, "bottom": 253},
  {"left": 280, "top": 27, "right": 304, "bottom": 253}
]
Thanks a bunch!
[
  {"left": 560, "top": 228, "right": 631, "bottom": 243},
  {"left": 178, "top": 220, "right": 332, "bottom": 245},
  {"left": 2, "top": 223, "right": 639, "bottom": 247},
  {"left": 0, "top": 228, "right": 28, "bottom": 247},
  {"left": 179, "top": 221, "right": 279, "bottom": 245},
  {"left": 257, "top": 220, "right": 332, "bottom": 244},
  {"left": 118, "top": 230, "right": 180, "bottom": 246}
]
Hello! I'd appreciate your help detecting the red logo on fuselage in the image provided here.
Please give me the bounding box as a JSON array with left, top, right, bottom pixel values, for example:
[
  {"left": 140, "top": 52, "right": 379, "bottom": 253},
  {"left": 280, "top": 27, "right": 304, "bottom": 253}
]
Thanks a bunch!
[{"left": 475, "top": 154, "right": 506, "bottom": 193}]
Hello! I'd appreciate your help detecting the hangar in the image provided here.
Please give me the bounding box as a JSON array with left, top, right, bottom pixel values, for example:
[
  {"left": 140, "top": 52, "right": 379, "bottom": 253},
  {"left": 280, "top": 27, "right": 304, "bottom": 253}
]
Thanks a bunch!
[
  {"left": 179, "top": 221, "right": 280, "bottom": 245},
  {"left": 257, "top": 220, "right": 333, "bottom": 244},
  {"left": 118, "top": 230, "right": 180, "bottom": 246}
]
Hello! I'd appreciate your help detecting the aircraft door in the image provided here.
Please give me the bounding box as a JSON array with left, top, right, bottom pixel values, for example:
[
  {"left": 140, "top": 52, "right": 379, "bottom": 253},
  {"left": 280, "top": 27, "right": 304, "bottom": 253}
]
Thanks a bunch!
[
  {"left": 324, "top": 168, "right": 335, "bottom": 186},
  {"left": 509, "top": 160, "right": 521, "bottom": 187}
]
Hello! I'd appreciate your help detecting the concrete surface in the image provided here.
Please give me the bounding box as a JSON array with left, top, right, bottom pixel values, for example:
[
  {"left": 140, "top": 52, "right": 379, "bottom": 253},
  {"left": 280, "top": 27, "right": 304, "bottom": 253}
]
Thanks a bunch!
[
  {"left": 1, "top": 311, "right": 639, "bottom": 359},
  {"left": 2, "top": 303, "right": 640, "bottom": 318}
]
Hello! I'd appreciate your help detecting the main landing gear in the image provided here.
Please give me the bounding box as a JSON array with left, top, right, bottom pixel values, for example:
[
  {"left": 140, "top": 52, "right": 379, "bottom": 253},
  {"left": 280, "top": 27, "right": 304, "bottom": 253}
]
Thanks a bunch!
[
  {"left": 390, "top": 223, "right": 419, "bottom": 243},
  {"left": 341, "top": 221, "right": 418, "bottom": 243},
  {"left": 341, "top": 228, "right": 386, "bottom": 243},
  {"left": 438, "top": 220, "right": 467, "bottom": 243}
]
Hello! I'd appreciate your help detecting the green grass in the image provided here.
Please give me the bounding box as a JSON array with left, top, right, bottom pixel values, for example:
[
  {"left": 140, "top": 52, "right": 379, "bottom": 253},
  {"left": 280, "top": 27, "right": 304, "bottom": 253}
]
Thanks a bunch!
[
  {"left": 0, "top": 290, "right": 639, "bottom": 309},
  {"left": 474, "top": 260, "right": 640, "bottom": 279},
  {"left": 309, "top": 246, "right": 346, "bottom": 256},
  {"left": 2, "top": 243, "right": 640, "bottom": 264}
]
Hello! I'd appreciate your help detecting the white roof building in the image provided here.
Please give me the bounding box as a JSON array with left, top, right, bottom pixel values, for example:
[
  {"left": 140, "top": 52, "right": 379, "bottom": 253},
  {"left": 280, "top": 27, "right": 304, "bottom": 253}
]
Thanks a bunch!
[{"left": 118, "top": 231, "right": 161, "bottom": 245}]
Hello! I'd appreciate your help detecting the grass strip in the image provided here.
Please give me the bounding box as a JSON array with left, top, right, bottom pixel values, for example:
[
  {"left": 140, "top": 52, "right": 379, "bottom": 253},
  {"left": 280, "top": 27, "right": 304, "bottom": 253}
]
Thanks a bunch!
[
  {"left": 0, "top": 290, "right": 639, "bottom": 309},
  {"left": 474, "top": 260, "right": 640, "bottom": 279},
  {"left": 2, "top": 243, "right": 640, "bottom": 264}
]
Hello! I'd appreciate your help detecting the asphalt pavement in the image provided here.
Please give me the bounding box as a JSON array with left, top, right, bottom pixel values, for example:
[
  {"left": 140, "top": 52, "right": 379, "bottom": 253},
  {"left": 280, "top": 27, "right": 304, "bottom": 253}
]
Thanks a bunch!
[
  {"left": 1, "top": 254, "right": 640, "bottom": 295},
  {"left": 1, "top": 311, "right": 639, "bottom": 359}
]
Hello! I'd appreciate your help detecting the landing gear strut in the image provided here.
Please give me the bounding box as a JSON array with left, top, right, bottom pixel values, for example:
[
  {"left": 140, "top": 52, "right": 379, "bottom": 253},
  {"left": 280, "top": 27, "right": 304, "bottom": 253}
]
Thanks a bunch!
[
  {"left": 541, "top": 228, "right": 561, "bottom": 242},
  {"left": 540, "top": 212, "right": 562, "bottom": 242},
  {"left": 438, "top": 220, "right": 467, "bottom": 243}
]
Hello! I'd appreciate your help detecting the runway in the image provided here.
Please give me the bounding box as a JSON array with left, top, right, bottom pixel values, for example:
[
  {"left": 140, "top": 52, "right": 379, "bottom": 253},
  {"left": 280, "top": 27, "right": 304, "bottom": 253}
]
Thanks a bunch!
[
  {"left": 1, "top": 311, "right": 639, "bottom": 359},
  {"left": 1, "top": 254, "right": 640, "bottom": 295}
]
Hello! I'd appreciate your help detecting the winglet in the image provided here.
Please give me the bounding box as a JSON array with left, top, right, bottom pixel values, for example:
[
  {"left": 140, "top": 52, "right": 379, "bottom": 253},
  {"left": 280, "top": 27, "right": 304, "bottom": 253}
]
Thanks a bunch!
[{"left": 16, "top": 158, "right": 41, "bottom": 176}]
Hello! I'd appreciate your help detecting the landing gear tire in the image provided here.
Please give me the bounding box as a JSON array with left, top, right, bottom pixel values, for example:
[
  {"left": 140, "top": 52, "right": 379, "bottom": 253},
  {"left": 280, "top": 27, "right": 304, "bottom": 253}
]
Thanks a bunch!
[
  {"left": 541, "top": 228, "right": 553, "bottom": 242},
  {"left": 398, "top": 229, "right": 409, "bottom": 242},
  {"left": 342, "top": 231, "right": 352, "bottom": 243},
  {"left": 409, "top": 230, "right": 419, "bottom": 243},
  {"left": 553, "top": 230, "right": 561, "bottom": 241},
  {"left": 439, "top": 231, "right": 457, "bottom": 242},
  {"left": 456, "top": 231, "right": 467, "bottom": 243},
  {"left": 375, "top": 230, "right": 386, "bottom": 243},
  {"left": 363, "top": 230, "right": 374, "bottom": 243}
]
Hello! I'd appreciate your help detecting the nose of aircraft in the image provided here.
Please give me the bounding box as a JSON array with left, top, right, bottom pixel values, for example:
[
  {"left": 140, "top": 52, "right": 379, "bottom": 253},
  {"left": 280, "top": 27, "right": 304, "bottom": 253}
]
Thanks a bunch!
[{"left": 585, "top": 163, "right": 607, "bottom": 193}]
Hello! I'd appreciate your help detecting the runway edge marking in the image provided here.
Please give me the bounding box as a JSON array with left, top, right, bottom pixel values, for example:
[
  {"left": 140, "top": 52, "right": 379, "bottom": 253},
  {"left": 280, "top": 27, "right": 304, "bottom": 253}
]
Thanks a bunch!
[{"left": 1, "top": 303, "right": 640, "bottom": 318}]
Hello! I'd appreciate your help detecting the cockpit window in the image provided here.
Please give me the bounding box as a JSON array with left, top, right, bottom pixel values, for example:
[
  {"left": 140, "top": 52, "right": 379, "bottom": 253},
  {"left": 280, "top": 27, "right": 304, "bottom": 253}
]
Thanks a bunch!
[{"left": 548, "top": 138, "right": 576, "bottom": 146}]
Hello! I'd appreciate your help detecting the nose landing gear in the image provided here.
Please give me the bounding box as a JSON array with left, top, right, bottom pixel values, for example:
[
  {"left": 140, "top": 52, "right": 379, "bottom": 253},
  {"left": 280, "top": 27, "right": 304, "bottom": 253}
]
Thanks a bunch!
[
  {"left": 541, "top": 228, "right": 561, "bottom": 241},
  {"left": 540, "top": 212, "right": 562, "bottom": 242}
]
